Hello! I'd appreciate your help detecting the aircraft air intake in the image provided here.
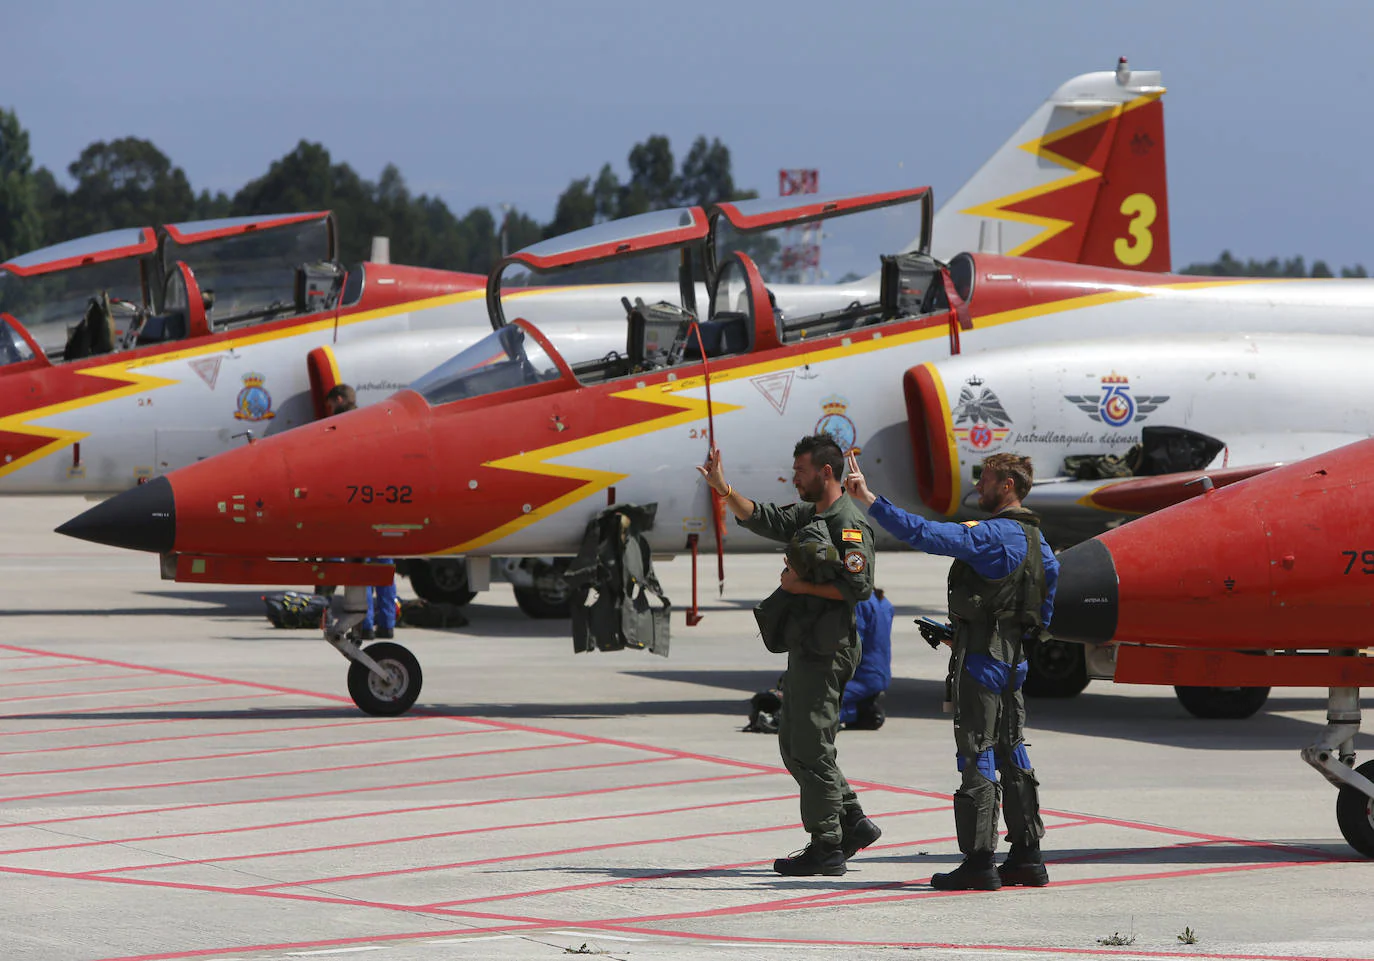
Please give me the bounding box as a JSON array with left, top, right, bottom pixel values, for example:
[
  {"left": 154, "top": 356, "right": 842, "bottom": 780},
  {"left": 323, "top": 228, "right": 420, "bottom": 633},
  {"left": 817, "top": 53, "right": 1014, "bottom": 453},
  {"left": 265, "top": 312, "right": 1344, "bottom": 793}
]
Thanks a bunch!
[{"left": 903, "top": 363, "right": 958, "bottom": 516}]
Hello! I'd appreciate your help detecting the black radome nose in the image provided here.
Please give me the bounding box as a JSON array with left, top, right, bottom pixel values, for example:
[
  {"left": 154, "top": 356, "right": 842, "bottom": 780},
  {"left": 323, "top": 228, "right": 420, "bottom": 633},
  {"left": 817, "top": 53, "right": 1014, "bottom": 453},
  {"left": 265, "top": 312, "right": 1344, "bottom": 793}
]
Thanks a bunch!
[
  {"left": 56, "top": 476, "right": 176, "bottom": 553},
  {"left": 1047, "top": 538, "right": 1119, "bottom": 644}
]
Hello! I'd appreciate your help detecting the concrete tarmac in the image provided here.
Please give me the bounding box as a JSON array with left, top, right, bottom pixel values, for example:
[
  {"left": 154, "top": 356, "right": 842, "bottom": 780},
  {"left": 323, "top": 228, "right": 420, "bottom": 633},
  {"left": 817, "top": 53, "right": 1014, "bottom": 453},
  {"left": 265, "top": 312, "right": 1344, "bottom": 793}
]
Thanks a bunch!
[{"left": 2, "top": 496, "right": 1371, "bottom": 961}]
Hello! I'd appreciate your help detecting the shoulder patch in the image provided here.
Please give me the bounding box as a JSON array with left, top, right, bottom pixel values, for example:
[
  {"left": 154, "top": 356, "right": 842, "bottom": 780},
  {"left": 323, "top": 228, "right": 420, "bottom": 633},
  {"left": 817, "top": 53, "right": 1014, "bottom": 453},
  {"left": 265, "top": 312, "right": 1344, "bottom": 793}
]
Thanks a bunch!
[
  {"left": 842, "top": 528, "right": 863, "bottom": 542},
  {"left": 844, "top": 550, "right": 866, "bottom": 573},
  {"left": 961, "top": 520, "right": 980, "bottom": 528}
]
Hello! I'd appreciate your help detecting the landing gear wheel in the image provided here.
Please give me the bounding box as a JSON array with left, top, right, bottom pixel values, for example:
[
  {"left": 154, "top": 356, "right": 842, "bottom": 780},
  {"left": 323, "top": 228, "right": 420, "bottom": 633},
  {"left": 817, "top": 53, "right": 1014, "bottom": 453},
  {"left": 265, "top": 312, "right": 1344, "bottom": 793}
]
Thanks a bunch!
[
  {"left": 1173, "top": 685, "right": 1270, "bottom": 719},
  {"left": 1336, "top": 760, "right": 1374, "bottom": 859},
  {"left": 513, "top": 561, "right": 572, "bottom": 619},
  {"left": 407, "top": 559, "right": 477, "bottom": 606},
  {"left": 1023, "top": 638, "right": 1089, "bottom": 698},
  {"left": 347, "top": 642, "right": 422, "bottom": 716}
]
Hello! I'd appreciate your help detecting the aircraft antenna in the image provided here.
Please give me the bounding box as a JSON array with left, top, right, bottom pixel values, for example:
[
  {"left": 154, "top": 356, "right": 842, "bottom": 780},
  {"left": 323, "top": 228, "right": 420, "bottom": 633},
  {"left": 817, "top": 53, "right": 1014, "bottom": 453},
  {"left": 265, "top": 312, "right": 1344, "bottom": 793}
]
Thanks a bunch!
[{"left": 779, "top": 169, "right": 821, "bottom": 283}]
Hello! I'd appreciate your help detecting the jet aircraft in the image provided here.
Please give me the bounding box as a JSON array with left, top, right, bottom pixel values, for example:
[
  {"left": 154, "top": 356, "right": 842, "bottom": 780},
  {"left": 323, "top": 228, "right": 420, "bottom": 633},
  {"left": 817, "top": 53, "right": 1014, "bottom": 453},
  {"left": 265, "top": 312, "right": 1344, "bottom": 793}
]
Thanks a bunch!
[
  {"left": 62, "top": 129, "right": 1372, "bottom": 721},
  {"left": 1046, "top": 440, "right": 1374, "bottom": 858},
  {"left": 7, "top": 61, "right": 1172, "bottom": 619}
]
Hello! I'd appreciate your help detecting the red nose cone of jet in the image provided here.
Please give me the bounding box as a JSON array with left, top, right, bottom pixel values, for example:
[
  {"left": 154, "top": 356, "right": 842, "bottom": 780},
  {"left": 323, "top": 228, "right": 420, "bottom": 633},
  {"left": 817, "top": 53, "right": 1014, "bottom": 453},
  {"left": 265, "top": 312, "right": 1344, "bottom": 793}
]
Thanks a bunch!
[
  {"left": 1052, "top": 440, "right": 1374, "bottom": 651},
  {"left": 58, "top": 393, "right": 440, "bottom": 557}
]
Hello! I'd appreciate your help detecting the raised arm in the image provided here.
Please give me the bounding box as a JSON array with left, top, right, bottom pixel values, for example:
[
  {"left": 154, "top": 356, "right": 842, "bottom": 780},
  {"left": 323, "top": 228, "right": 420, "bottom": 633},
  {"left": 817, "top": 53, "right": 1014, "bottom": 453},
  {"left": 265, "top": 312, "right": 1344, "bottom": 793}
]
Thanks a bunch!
[{"left": 697, "top": 446, "right": 756, "bottom": 521}]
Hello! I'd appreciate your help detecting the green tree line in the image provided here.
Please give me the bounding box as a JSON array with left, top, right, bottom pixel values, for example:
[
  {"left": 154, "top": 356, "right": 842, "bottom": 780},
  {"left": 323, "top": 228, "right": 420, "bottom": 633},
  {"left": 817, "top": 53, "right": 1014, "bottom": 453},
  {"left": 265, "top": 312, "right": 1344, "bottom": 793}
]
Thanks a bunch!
[
  {"left": 0, "top": 105, "right": 1366, "bottom": 278},
  {"left": 0, "top": 108, "right": 755, "bottom": 271}
]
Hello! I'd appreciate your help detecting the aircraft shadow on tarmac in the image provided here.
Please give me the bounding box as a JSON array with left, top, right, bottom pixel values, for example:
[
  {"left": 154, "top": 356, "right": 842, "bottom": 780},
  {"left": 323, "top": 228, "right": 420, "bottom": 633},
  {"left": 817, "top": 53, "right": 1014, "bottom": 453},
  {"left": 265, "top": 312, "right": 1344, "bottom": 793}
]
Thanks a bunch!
[
  {"left": 625, "top": 670, "right": 1374, "bottom": 752},
  {"left": 0, "top": 589, "right": 268, "bottom": 619},
  {"left": 4, "top": 707, "right": 368, "bottom": 721}
]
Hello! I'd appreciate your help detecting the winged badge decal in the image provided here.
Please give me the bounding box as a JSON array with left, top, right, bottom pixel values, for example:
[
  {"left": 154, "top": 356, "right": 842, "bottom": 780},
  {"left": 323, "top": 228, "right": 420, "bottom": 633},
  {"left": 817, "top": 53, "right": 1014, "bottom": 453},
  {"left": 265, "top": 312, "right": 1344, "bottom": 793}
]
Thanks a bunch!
[
  {"left": 1065, "top": 374, "right": 1169, "bottom": 427},
  {"left": 952, "top": 382, "right": 1012, "bottom": 426}
]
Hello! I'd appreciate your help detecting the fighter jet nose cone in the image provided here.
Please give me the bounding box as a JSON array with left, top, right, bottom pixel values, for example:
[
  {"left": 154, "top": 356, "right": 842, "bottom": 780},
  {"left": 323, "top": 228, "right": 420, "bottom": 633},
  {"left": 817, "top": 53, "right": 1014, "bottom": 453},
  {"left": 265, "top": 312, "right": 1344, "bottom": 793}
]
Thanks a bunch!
[
  {"left": 56, "top": 476, "right": 175, "bottom": 553},
  {"left": 1049, "top": 538, "right": 1119, "bottom": 644}
]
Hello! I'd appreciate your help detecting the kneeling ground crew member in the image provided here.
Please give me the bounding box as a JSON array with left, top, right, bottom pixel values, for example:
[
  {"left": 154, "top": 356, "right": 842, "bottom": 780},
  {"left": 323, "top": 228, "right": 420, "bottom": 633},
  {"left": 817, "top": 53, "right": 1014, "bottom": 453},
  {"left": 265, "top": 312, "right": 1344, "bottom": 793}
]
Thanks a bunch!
[
  {"left": 845, "top": 451, "right": 1058, "bottom": 891},
  {"left": 699, "top": 435, "right": 881, "bottom": 876}
]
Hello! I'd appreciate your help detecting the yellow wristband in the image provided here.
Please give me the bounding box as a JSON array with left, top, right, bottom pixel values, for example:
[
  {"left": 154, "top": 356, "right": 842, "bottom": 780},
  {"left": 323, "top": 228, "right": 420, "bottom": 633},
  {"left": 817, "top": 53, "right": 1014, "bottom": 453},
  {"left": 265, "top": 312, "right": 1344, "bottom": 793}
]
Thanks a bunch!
[{"left": 715, "top": 484, "right": 732, "bottom": 498}]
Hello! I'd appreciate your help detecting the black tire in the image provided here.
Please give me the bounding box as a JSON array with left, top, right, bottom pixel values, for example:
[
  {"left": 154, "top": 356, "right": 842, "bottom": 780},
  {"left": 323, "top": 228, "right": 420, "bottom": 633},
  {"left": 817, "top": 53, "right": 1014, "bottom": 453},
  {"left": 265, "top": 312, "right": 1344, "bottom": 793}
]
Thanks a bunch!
[
  {"left": 347, "top": 642, "right": 423, "bottom": 716},
  {"left": 514, "top": 584, "right": 572, "bottom": 619},
  {"left": 513, "top": 560, "right": 573, "bottom": 619},
  {"left": 1173, "top": 685, "right": 1270, "bottom": 719},
  {"left": 1022, "top": 638, "right": 1089, "bottom": 698},
  {"left": 405, "top": 559, "right": 477, "bottom": 606},
  {"left": 1336, "top": 760, "right": 1374, "bottom": 859}
]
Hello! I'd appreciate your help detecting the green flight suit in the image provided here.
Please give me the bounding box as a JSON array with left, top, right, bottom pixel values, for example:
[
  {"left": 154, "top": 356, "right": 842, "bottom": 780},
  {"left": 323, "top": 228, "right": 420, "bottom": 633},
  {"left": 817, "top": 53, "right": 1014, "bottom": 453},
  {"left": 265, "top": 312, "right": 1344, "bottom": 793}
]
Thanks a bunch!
[
  {"left": 947, "top": 507, "right": 1048, "bottom": 855},
  {"left": 740, "top": 493, "right": 875, "bottom": 844}
]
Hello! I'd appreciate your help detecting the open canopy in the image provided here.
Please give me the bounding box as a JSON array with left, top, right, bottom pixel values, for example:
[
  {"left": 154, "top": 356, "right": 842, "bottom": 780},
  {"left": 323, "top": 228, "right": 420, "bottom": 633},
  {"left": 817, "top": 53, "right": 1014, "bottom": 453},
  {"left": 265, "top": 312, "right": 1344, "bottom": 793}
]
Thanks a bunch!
[{"left": 485, "top": 187, "right": 932, "bottom": 331}]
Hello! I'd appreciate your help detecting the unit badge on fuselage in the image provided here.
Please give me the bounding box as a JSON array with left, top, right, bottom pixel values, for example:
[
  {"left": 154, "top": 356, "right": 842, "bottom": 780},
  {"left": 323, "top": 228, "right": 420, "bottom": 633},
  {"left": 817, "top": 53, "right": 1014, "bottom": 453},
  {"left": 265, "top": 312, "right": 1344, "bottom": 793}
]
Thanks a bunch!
[
  {"left": 951, "top": 376, "right": 1012, "bottom": 453},
  {"left": 1064, "top": 373, "right": 1169, "bottom": 427},
  {"left": 815, "top": 395, "right": 859, "bottom": 454},
  {"left": 233, "top": 372, "right": 276, "bottom": 422}
]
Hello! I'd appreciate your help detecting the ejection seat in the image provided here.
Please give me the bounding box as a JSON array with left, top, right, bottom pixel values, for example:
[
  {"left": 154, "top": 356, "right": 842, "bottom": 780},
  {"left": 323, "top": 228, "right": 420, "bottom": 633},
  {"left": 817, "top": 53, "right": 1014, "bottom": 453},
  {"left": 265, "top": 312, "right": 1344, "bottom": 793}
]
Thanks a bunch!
[{"left": 879, "top": 250, "right": 947, "bottom": 320}]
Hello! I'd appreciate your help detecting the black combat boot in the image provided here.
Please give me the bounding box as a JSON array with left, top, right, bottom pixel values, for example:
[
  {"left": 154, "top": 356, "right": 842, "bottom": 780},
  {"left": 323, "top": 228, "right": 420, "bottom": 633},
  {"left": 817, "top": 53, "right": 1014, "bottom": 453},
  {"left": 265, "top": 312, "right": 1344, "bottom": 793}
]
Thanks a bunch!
[
  {"left": 841, "top": 809, "right": 883, "bottom": 859},
  {"left": 998, "top": 842, "right": 1049, "bottom": 887},
  {"left": 773, "top": 837, "right": 847, "bottom": 876},
  {"left": 930, "top": 850, "right": 1002, "bottom": 891}
]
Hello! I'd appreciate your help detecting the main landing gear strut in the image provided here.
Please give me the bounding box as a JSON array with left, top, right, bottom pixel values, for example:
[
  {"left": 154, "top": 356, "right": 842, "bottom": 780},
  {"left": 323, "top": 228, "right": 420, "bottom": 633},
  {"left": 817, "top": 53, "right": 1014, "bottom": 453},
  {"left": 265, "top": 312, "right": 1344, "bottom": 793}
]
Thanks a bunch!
[
  {"left": 325, "top": 585, "right": 423, "bottom": 716},
  {"left": 1301, "top": 682, "right": 1374, "bottom": 858}
]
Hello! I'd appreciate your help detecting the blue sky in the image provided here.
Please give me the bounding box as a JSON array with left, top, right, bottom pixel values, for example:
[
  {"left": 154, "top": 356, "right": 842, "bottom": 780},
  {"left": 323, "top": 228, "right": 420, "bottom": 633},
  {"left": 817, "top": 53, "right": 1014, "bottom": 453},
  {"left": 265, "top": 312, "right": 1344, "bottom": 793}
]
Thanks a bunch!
[{"left": 4, "top": 0, "right": 1370, "bottom": 271}]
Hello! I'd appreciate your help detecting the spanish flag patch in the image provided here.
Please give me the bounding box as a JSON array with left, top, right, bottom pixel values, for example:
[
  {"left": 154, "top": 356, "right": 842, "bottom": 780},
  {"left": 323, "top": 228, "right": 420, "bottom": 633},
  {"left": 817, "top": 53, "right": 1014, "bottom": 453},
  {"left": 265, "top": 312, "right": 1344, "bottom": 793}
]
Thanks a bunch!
[{"left": 842, "top": 528, "right": 864, "bottom": 542}]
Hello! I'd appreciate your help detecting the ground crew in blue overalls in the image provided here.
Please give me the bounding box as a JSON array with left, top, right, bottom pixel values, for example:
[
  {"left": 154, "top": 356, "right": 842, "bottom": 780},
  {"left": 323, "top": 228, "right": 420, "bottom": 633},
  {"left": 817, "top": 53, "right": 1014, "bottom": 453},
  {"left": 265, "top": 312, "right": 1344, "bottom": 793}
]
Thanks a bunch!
[
  {"left": 841, "top": 587, "right": 893, "bottom": 729},
  {"left": 699, "top": 434, "right": 882, "bottom": 876},
  {"left": 845, "top": 451, "right": 1058, "bottom": 891},
  {"left": 323, "top": 384, "right": 397, "bottom": 640}
]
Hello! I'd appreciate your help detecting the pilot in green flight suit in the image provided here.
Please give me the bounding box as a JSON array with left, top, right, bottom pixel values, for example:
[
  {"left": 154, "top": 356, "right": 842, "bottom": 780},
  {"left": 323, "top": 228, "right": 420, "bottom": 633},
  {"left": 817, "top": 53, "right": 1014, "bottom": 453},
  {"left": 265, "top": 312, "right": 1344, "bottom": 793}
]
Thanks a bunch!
[
  {"left": 699, "top": 434, "right": 882, "bottom": 877},
  {"left": 846, "top": 451, "right": 1058, "bottom": 891}
]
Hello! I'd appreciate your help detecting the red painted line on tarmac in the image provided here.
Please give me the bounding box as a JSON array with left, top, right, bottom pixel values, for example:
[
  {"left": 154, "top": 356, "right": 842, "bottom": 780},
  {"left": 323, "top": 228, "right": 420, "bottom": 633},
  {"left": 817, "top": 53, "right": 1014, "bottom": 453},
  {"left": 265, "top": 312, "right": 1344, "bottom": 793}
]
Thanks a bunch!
[
  {"left": 0, "top": 739, "right": 583, "bottom": 804},
  {"left": 0, "top": 680, "right": 222, "bottom": 705},
  {"left": 0, "top": 716, "right": 420, "bottom": 757},
  {"left": 0, "top": 644, "right": 356, "bottom": 706},
  {"left": 419, "top": 810, "right": 960, "bottom": 911},
  {"left": 89, "top": 792, "right": 799, "bottom": 875},
  {"left": 0, "top": 653, "right": 44, "bottom": 661},
  {"left": 0, "top": 726, "right": 487, "bottom": 779},
  {"left": 239, "top": 803, "right": 947, "bottom": 891},
  {"left": 0, "top": 766, "right": 760, "bottom": 856},
  {"left": 5, "top": 661, "right": 97, "bottom": 673},
  {"left": 0, "top": 756, "right": 680, "bottom": 832},
  {"left": 0, "top": 689, "right": 292, "bottom": 720},
  {"left": 0, "top": 671, "right": 146, "bottom": 689}
]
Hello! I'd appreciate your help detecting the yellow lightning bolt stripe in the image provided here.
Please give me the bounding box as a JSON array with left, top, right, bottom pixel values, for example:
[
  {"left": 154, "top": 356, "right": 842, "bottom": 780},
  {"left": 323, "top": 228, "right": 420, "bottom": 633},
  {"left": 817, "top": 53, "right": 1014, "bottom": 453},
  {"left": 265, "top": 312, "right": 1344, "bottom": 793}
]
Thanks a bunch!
[
  {"left": 440, "top": 387, "right": 744, "bottom": 554},
  {"left": 436, "top": 274, "right": 1297, "bottom": 554},
  {"left": 959, "top": 91, "right": 1164, "bottom": 257},
  {"left": 0, "top": 287, "right": 491, "bottom": 479},
  {"left": 922, "top": 363, "right": 960, "bottom": 516}
]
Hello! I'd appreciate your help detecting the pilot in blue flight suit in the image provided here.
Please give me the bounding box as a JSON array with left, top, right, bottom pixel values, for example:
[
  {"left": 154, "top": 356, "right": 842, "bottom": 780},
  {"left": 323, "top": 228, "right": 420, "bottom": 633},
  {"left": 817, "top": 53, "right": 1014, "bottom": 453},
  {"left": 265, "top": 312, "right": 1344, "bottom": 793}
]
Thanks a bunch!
[
  {"left": 322, "top": 384, "right": 399, "bottom": 641},
  {"left": 841, "top": 588, "right": 893, "bottom": 729},
  {"left": 844, "top": 451, "right": 1058, "bottom": 892}
]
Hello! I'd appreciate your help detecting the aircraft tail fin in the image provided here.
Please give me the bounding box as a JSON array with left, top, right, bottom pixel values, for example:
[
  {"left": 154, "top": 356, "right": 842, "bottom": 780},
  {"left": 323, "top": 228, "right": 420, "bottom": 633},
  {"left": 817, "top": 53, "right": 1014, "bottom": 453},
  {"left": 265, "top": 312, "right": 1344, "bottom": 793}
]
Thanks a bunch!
[{"left": 930, "top": 58, "right": 1171, "bottom": 272}]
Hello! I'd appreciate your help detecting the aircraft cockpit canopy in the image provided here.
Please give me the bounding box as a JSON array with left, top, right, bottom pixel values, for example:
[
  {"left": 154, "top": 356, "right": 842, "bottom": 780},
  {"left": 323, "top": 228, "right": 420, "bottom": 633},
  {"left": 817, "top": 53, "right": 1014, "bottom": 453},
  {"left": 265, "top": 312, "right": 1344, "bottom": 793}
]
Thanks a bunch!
[
  {"left": 410, "top": 321, "right": 566, "bottom": 406},
  {"left": 464, "top": 186, "right": 939, "bottom": 394},
  {"left": 0, "top": 212, "right": 341, "bottom": 365}
]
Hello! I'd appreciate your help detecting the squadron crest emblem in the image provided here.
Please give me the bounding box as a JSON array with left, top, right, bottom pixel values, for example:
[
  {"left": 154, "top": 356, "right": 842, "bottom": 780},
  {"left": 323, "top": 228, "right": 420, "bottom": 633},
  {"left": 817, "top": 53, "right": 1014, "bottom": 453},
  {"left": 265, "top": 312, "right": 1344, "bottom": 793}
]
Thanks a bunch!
[
  {"left": 815, "top": 395, "right": 859, "bottom": 454},
  {"left": 233, "top": 372, "right": 276, "bottom": 422},
  {"left": 951, "top": 376, "right": 1012, "bottom": 451},
  {"left": 1064, "top": 373, "right": 1168, "bottom": 427}
]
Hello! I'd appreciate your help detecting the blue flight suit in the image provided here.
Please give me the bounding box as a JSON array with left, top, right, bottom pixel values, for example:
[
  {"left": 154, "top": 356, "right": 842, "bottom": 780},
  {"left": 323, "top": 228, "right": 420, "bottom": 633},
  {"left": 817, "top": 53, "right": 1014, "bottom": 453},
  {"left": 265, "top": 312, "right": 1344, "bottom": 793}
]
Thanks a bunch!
[
  {"left": 363, "top": 558, "right": 398, "bottom": 633},
  {"left": 867, "top": 496, "right": 1058, "bottom": 855},
  {"left": 841, "top": 593, "right": 893, "bottom": 724}
]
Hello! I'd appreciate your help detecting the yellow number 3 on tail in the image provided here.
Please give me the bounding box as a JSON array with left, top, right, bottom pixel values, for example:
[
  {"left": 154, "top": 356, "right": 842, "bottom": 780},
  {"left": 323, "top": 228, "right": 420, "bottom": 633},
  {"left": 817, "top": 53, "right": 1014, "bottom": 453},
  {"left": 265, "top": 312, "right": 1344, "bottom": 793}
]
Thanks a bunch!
[{"left": 1114, "top": 193, "right": 1157, "bottom": 266}]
